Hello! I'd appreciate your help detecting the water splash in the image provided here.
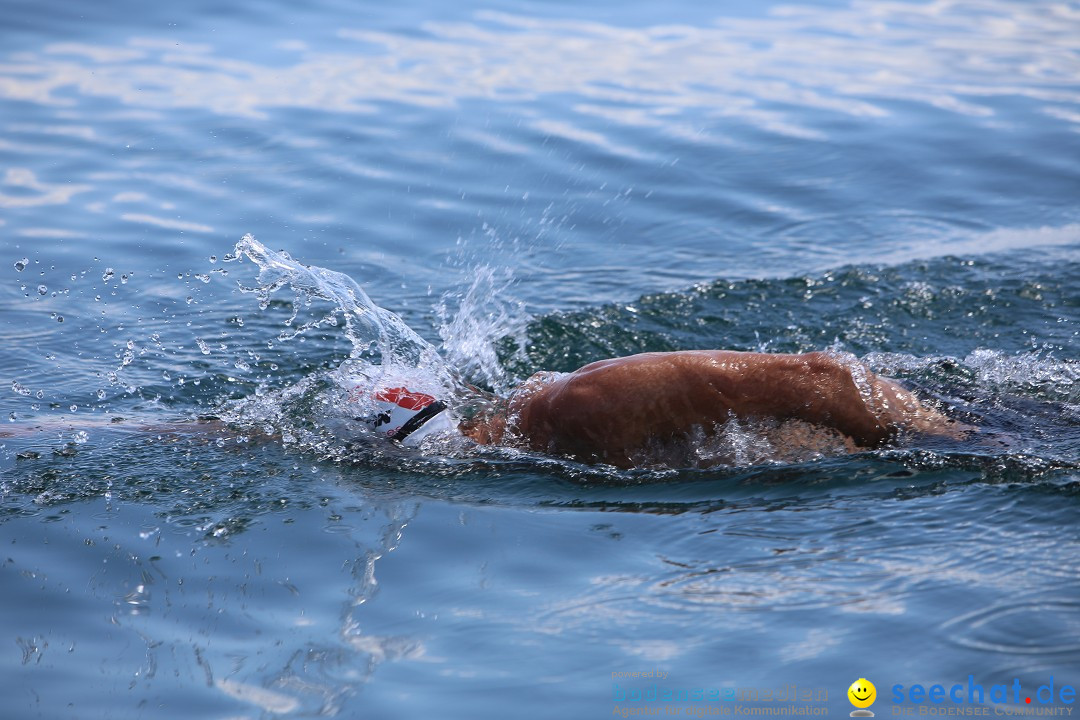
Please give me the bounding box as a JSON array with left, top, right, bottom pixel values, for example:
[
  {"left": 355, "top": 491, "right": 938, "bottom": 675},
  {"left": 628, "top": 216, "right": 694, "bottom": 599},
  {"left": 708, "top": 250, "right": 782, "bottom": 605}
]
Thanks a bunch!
[
  {"left": 229, "top": 234, "right": 450, "bottom": 382},
  {"left": 218, "top": 235, "right": 506, "bottom": 460},
  {"left": 436, "top": 265, "right": 528, "bottom": 393}
]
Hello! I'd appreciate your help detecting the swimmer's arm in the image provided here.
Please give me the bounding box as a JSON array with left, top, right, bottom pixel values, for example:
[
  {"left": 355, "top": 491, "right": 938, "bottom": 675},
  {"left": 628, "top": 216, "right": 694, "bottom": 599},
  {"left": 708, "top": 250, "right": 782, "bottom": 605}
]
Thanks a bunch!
[{"left": 0, "top": 416, "right": 271, "bottom": 444}]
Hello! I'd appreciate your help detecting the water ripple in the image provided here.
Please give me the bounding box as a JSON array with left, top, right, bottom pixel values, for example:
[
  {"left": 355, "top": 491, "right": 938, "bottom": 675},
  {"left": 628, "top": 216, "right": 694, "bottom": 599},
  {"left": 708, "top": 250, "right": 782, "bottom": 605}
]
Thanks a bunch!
[
  {"left": 940, "top": 597, "right": 1080, "bottom": 656},
  {"left": 0, "top": 1, "right": 1077, "bottom": 138}
]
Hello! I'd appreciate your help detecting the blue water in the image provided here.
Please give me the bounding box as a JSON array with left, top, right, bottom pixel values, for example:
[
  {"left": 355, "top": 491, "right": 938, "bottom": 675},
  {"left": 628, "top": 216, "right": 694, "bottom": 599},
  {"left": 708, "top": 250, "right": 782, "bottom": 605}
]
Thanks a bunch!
[{"left": 1, "top": 0, "right": 1079, "bottom": 717}]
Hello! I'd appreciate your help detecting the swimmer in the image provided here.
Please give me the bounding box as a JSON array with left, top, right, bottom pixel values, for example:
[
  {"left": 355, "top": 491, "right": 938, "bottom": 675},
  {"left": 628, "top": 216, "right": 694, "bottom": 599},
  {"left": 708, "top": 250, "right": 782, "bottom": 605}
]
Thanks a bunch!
[
  {"left": 4, "top": 350, "right": 964, "bottom": 468},
  {"left": 343, "top": 350, "right": 966, "bottom": 468}
]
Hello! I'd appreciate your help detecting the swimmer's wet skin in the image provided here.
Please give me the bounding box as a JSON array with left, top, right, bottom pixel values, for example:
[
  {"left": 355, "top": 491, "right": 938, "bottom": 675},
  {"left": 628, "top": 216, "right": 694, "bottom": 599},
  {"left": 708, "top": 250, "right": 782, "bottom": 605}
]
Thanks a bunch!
[
  {"left": 475, "top": 350, "right": 966, "bottom": 468},
  {"left": 351, "top": 349, "right": 956, "bottom": 468}
]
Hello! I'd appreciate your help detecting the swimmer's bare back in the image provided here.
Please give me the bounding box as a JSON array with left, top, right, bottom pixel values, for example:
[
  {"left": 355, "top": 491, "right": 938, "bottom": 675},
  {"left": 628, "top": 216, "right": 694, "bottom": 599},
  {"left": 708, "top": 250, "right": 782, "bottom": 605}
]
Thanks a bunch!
[{"left": 471, "top": 350, "right": 965, "bottom": 467}]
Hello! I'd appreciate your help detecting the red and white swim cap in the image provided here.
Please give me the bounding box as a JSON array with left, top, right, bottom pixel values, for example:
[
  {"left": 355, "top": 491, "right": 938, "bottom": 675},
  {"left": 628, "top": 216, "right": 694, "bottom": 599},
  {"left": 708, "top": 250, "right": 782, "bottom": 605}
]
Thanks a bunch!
[{"left": 350, "top": 384, "right": 452, "bottom": 444}]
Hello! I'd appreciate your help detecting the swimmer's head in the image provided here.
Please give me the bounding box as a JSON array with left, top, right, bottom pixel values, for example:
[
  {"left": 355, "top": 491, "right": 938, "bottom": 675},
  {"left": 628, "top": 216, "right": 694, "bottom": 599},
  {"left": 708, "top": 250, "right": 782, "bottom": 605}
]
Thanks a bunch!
[
  {"left": 334, "top": 370, "right": 455, "bottom": 446},
  {"left": 358, "top": 385, "right": 448, "bottom": 441}
]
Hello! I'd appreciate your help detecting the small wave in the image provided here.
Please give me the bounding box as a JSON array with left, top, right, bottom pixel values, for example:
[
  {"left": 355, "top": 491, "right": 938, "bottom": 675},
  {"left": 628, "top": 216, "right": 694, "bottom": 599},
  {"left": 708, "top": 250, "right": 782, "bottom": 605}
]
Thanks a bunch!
[{"left": 512, "top": 253, "right": 1079, "bottom": 372}]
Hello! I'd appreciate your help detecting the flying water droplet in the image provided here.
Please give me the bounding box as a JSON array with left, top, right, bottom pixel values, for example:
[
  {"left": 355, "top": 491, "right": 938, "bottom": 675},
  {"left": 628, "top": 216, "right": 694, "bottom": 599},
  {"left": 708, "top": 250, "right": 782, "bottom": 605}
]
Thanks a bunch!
[{"left": 14, "top": 258, "right": 29, "bottom": 271}]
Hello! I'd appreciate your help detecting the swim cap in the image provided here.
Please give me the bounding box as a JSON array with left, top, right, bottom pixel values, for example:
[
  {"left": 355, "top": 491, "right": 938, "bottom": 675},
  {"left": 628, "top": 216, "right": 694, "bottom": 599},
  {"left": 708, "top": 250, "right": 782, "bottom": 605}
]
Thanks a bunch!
[{"left": 352, "top": 384, "right": 453, "bottom": 445}]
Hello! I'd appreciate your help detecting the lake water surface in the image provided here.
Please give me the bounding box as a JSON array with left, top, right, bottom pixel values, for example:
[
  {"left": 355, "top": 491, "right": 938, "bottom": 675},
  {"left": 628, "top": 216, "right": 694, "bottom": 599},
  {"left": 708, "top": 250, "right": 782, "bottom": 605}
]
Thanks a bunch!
[{"left": 1, "top": 0, "right": 1078, "bottom": 717}]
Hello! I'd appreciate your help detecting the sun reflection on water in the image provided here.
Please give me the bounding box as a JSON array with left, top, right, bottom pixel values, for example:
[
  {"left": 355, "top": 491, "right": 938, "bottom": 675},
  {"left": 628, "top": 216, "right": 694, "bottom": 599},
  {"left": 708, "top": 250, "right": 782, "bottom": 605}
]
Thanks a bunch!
[{"left": 0, "top": 0, "right": 1076, "bottom": 143}]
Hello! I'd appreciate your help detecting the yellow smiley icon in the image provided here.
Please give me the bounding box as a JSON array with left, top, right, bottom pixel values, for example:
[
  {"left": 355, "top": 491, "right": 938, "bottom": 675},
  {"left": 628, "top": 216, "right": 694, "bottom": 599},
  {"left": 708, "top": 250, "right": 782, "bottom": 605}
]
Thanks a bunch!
[{"left": 848, "top": 678, "right": 877, "bottom": 709}]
